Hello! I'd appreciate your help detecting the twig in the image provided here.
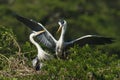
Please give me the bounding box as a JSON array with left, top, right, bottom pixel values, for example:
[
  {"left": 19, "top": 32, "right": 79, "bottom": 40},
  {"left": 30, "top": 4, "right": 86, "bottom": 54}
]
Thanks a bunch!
[{"left": 0, "top": 53, "right": 11, "bottom": 69}]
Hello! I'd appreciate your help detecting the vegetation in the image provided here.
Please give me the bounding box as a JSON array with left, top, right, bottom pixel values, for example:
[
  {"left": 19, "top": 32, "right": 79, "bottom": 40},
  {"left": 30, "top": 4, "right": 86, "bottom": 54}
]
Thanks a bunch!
[{"left": 0, "top": 0, "right": 120, "bottom": 79}]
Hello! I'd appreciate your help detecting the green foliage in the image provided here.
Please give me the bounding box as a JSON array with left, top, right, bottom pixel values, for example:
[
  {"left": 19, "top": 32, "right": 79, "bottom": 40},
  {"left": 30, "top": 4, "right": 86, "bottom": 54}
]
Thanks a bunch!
[
  {"left": 40, "top": 45, "right": 120, "bottom": 80},
  {"left": 0, "top": 26, "right": 19, "bottom": 56},
  {"left": 0, "top": 26, "right": 21, "bottom": 71},
  {"left": 0, "top": 26, "right": 119, "bottom": 79},
  {"left": 0, "top": 28, "right": 119, "bottom": 79}
]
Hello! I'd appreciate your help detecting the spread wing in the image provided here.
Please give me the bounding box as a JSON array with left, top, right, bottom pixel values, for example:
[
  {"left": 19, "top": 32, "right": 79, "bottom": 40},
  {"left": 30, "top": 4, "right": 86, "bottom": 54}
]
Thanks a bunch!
[
  {"left": 65, "top": 35, "right": 114, "bottom": 49},
  {"left": 15, "top": 14, "right": 57, "bottom": 49},
  {"left": 15, "top": 14, "right": 42, "bottom": 31}
]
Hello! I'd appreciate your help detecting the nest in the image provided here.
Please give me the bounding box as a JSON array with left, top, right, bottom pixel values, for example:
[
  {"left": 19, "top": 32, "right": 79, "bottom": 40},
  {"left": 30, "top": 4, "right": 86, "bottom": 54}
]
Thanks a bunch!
[{"left": 0, "top": 52, "right": 45, "bottom": 77}]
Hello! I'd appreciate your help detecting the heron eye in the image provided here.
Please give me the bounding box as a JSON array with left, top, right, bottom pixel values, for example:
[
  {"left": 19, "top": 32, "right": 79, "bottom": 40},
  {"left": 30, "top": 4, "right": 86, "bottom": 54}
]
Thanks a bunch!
[{"left": 59, "top": 19, "right": 64, "bottom": 24}]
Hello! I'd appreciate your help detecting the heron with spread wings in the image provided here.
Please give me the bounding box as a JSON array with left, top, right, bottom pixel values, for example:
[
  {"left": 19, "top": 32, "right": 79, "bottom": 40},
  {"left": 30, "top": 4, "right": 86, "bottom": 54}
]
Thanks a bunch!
[{"left": 15, "top": 15, "right": 114, "bottom": 59}]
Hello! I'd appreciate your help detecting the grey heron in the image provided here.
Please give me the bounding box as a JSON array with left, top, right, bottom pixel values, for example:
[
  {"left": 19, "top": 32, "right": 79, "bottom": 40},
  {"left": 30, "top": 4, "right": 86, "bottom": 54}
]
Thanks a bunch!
[
  {"left": 15, "top": 14, "right": 114, "bottom": 59},
  {"left": 29, "top": 30, "right": 52, "bottom": 70}
]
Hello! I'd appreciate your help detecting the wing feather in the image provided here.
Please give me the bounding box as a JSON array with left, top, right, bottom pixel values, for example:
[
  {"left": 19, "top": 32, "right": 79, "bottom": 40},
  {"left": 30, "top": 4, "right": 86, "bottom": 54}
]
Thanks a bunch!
[
  {"left": 65, "top": 35, "right": 114, "bottom": 49},
  {"left": 37, "top": 33, "right": 56, "bottom": 48},
  {"left": 15, "top": 14, "right": 57, "bottom": 49}
]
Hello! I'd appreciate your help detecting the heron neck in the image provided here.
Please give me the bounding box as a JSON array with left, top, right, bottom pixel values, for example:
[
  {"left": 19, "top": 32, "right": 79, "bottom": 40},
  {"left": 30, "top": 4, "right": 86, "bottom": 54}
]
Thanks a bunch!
[
  {"left": 29, "top": 34, "right": 42, "bottom": 53},
  {"left": 59, "top": 27, "right": 66, "bottom": 42}
]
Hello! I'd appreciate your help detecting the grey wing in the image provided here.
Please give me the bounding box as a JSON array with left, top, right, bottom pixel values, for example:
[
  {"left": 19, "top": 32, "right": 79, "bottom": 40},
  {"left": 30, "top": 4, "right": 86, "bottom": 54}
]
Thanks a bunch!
[
  {"left": 37, "top": 32, "right": 56, "bottom": 49},
  {"left": 65, "top": 35, "right": 114, "bottom": 49},
  {"left": 15, "top": 14, "right": 57, "bottom": 49}
]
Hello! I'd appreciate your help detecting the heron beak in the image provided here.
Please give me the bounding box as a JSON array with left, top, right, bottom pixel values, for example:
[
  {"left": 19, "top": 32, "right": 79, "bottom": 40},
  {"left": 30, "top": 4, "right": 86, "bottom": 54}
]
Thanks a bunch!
[
  {"left": 36, "top": 30, "right": 45, "bottom": 35},
  {"left": 56, "top": 26, "right": 62, "bottom": 34}
]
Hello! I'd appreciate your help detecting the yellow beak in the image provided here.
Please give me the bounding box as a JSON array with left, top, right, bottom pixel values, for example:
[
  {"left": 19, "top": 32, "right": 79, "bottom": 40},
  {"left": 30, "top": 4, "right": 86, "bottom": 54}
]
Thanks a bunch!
[
  {"left": 36, "top": 30, "right": 45, "bottom": 35},
  {"left": 56, "top": 26, "right": 62, "bottom": 34}
]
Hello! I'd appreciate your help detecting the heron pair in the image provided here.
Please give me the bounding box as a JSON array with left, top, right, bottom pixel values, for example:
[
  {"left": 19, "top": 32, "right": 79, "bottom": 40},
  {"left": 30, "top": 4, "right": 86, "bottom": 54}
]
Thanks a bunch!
[{"left": 15, "top": 14, "right": 114, "bottom": 70}]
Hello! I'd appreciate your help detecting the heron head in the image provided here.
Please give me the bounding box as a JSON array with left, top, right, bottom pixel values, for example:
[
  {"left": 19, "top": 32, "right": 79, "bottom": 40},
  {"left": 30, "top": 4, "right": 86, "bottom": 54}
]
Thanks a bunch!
[{"left": 57, "top": 19, "right": 67, "bottom": 33}]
